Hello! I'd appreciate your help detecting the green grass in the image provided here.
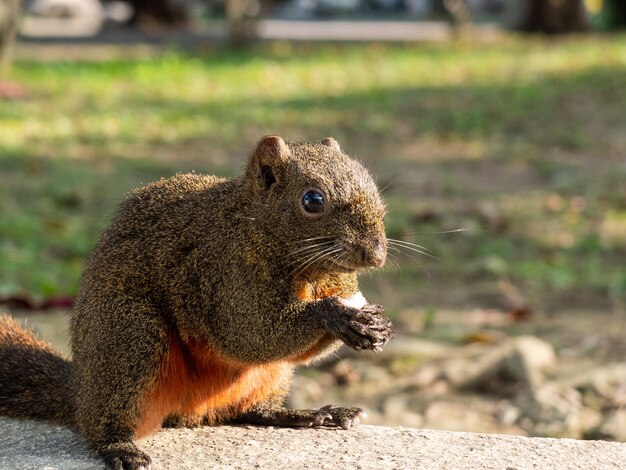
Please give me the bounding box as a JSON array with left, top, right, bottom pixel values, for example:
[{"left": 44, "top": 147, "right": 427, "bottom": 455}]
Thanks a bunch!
[{"left": 1, "top": 35, "right": 626, "bottom": 312}]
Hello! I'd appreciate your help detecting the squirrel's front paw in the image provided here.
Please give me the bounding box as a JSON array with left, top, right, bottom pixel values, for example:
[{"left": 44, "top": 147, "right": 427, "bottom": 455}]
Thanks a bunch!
[
  {"left": 311, "top": 405, "right": 367, "bottom": 430},
  {"left": 324, "top": 298, "right": 395, "bottom": 352}
]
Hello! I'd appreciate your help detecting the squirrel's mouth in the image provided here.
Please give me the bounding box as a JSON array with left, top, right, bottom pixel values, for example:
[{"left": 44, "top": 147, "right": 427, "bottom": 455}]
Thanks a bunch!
[{"left": 328, "top": 255, "right": 384, "bottom": 273}]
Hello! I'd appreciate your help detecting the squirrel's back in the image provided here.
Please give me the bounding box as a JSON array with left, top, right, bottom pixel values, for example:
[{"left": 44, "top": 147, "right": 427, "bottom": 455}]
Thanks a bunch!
[{"left": 75, "top": 172, "right": 234, "bottom": 310}]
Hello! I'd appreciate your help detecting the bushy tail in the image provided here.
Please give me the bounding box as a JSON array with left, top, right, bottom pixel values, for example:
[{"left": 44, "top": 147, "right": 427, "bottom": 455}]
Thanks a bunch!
[{"left": 0, "top": 315, "right": 74, "bottom": 426}]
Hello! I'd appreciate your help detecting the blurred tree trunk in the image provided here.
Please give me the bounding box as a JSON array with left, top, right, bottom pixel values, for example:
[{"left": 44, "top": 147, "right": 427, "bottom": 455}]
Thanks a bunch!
[
  {"left": 123, "top": 0, "right": 188, "bottom": 27},
  {"left": 508, "top": 0, "right": 588, "bottom": 34},
  {"left": 226, "top": 0, "right": 261, "bottom": 47},
  {"left": 0, "top": 0, "right": 21, "bottom": 76},
  {"left": 602, "top": 0, "right": 626, "bottom": 28},
  {"left": 444, "top": 0, "right": 471, "bottom": 30}
]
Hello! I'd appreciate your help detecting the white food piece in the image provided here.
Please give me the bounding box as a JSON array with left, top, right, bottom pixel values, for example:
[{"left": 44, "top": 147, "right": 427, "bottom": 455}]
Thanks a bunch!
[{"left": 339, "top": 291, "right": 367, "bottom": 309}]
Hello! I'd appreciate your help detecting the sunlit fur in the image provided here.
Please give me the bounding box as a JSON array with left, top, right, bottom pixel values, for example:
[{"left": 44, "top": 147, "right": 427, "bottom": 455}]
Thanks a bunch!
[{"left": 0, "top": 136, "right": 390, "bottom": 467}]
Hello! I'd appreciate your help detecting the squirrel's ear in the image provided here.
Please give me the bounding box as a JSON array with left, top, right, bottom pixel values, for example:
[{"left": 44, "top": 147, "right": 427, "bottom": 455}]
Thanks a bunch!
[
  {"left": 247, "top": 135, "right": 290, "bottom": 190},
  {"left": 321, "top": 137, "right": 341, "bottom": 153}
]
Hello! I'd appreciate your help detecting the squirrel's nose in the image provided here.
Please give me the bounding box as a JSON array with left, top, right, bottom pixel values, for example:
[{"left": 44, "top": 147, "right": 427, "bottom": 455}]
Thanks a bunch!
[{"left": 362, "top": 237, "right": 386, "bottom": 268}]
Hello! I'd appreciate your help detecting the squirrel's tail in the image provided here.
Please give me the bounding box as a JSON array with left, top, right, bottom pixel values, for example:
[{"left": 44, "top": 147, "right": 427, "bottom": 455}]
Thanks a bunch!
[{"left": 0, "top": 315, "right": 74, "bottom": 426}]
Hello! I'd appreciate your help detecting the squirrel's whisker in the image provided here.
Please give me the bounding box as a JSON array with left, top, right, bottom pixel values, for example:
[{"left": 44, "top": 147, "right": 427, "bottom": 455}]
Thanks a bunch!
[
  {"left": 299, "top": 246, "right": 343, "bottom": 275},
  {"left": 383, "top": 252, "right": 400, "bottom": 274},
  {"left": 279, "top": 241, "right": 334, "bottom": 260},
  {"left": 387, "top": 238, "right": 434, "bottom": 254},
  {"left": 387, "top": 245, "right": 413, "bottom": 259},
  {"left": 324, "top": 248, "right": 348, "bottom": 270},
  {"left": 307, "top": 247, "right": 343, "bottom": 271},
  {"left": 285, "top": 243, "right": 336, "bottom": 266},
  {"left": 378, "top": 171, "right": 405, "bottom": 195},
  {"left": 387, "top": 246, "right": 432, "bottom": 277},
  {"left": 290, "top": 245, "right": 339, "bottom": 277},
  {"left": 397, "top": 228, "right": 468, "bottom": 236},
  {"left": 288, "top": 250, "right": 322, "bottom": 273},
  {"left": 328, "top": 250, "right": 345, "bottom": 270},
  {"left": 326, "top": 249, "right": 345, "bottom": 270},
  {"left": 318, "top": 248, "right": 344, "bottom": 267},
  {"left": 387, "top": 245, "right": 430, "bottom": 263},
  {"left": 294, "top": 236, "right": 335, "bottom": 244},
  {"left": 387, "top": 240, "right": 439, "bottom": 261},
  {"left": 337, "top": 250, "right": 349, "bottom": 265}
]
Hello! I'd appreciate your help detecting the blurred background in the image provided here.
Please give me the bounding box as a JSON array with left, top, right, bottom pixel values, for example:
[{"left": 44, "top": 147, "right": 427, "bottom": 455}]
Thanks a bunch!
[{"left": 1, "top": 0, "right": 625, "bottom": 441}]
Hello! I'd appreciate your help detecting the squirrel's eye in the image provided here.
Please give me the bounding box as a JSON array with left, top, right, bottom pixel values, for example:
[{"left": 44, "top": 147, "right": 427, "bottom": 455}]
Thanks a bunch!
[{"left": 302, "top": 190, "right": 325, "bottom": 214}]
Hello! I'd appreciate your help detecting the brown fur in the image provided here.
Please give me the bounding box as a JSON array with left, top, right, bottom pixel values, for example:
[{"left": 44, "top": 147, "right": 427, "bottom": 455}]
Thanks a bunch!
[
  {"left": 0, "top": 316, "right": 74, "bottom": 426},
  {"left": 0, "top": 136, "right": 392, "bottom": 470}
]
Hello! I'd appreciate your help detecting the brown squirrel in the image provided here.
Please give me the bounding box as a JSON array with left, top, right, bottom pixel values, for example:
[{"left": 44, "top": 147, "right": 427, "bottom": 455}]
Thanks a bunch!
[{"left": 0, "top": 136, "right": 394, "bottom": 469}]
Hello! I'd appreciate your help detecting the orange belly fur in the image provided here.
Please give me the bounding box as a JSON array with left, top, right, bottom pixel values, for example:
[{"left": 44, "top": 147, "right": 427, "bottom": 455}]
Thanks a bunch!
[
  {"left": 135, "top": 332, "right": 291, "bottom": 438},
  {"left": 135, "top": 278, "right": 354, "bottom": 438}
]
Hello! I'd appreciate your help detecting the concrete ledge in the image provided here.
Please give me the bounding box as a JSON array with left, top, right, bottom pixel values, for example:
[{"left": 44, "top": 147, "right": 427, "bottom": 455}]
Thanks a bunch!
[{"left": 1, "top": 417, "right": 625, "bottom": 470}]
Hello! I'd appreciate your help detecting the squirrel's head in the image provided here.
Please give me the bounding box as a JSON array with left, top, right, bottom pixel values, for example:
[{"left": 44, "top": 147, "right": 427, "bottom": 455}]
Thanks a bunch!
[{"left": 244, "top": 135, "right": 387, "bottom": 275}]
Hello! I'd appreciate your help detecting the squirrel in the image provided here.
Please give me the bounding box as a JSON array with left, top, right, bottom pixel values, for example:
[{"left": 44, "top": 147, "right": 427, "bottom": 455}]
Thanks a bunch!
[{"left": 0, "top": 136, "right": 394, "bottom": 470}]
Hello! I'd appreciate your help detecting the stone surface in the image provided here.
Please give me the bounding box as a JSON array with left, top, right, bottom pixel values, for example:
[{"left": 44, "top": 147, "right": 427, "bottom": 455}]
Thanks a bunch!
[{"left": 1, "top": 417, "right": 626, "bottom": 470}]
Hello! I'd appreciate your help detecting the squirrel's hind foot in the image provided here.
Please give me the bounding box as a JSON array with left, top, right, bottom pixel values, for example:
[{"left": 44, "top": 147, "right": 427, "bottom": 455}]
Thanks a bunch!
[
  {"left": 101, "top": 442, "right": 151, "bottom": 470},
  {"left": 233, "top": 403, "right": 366, "bottom": 429}
]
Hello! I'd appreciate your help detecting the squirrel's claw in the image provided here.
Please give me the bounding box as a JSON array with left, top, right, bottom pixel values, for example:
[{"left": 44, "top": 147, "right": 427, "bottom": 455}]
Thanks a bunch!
[
  {"left": 325, "top": 297, "right": 395, "bottom": 353},
  {"left": 318, "top": 405, "right": 367, "bottom": 430},
  {"left": 310, "top": 409, "right": 333, "bottom": 426},
  {"left": 360, "top": 304, "right": 385, "bottom": 316}
]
